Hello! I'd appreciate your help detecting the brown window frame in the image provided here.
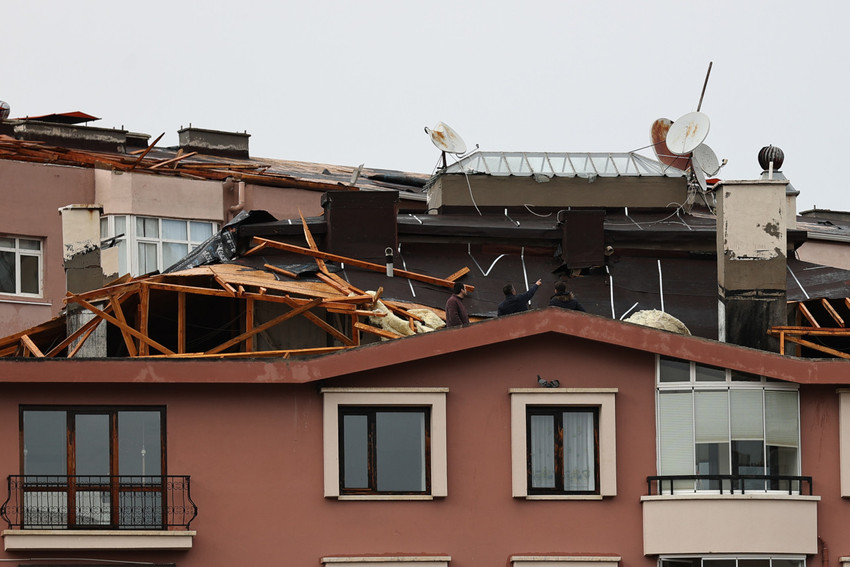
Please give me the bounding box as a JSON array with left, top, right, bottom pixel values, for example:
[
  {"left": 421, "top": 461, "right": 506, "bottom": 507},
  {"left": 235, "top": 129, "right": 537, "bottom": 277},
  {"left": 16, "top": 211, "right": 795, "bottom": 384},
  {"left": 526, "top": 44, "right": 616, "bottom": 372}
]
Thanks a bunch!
[
  {"left": 526, "top": 406, "right": 600, "bottom": 495},
  {"left": 338, "top": 406, "right": 431, "bottom": 495}
]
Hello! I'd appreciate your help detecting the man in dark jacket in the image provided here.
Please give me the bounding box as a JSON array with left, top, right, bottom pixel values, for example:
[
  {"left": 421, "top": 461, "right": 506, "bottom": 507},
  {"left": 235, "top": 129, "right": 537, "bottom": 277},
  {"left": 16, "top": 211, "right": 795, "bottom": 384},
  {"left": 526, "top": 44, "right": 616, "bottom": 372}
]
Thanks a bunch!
[
  {"left": 445, "top": 282, "right": 470, "bottom": 327},
  {"left": 548, "top": 281, "right": 586, "bottom": 311},
  {"left": 497, "top": 279, "right": 542, "bottom": 316}
]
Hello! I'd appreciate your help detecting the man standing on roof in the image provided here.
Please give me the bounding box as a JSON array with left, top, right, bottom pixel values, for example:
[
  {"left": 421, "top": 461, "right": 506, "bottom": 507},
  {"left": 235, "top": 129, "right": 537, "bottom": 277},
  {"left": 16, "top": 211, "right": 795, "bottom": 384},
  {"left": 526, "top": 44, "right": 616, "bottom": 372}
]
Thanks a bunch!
[
  {"left": 445, "top": 282, "right": 470, "bottom": 327},
  {"left": 548, "top": 281, "right": 586, "bottom": 312},
  {"left": 498, "top": 279, "right": 542, "bottom": 316}
]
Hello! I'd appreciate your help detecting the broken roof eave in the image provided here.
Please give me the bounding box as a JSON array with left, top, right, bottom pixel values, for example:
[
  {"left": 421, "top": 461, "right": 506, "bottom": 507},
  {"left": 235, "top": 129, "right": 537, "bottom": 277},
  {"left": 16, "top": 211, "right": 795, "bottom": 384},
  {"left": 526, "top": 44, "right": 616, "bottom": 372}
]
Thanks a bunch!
[{"left": 0, "top": 308, "right": 846, "bottom": 386}]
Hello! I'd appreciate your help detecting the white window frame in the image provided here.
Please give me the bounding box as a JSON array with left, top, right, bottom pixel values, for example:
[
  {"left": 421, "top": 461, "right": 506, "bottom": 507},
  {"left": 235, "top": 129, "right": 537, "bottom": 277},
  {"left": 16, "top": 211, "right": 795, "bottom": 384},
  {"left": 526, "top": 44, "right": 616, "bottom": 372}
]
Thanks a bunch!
[
  {"left": 321, "top": 556, "right": 451, "bottom": 567},
  {"left": 100, "top": 215, "right": 217, "bottom": 276},
  {"left": 655, "top": 356, "right": 801, "bottom": 494},
  {"left": 511, "top": 556, "right": 621, "bottom": 567},
  {"left": 0, "top": 235, "right": 43, "bottom": 297},
  {"left": 510, "top": 388, "right": 617, "bottom": 499},
  {"left": 322, "top": 388, "right": 448, "bottom": 500}
]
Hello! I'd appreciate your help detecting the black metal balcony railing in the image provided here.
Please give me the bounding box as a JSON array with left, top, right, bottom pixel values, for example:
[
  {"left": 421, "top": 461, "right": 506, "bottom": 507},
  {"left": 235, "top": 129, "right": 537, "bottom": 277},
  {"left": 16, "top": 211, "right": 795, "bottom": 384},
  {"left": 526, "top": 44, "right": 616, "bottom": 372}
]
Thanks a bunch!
[
  {"left": 647, "top": 474, "right": 813, "bottom": 496},
  {"left": 1, "top": 475, "right": 197, "bottom": 530}
]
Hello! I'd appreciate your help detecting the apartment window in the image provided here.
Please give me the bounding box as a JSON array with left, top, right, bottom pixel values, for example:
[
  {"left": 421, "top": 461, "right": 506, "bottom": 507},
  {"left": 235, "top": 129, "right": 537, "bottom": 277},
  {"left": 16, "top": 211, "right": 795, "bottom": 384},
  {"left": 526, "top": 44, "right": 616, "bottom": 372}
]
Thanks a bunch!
[
  {"left": 101, "top": 215, "right": 216, "bottom": 276},
  {"left": 323, "top": 388, "right": 448, "bottom": 499},
  {"left": 511, "top": 389, "right": 617, "bottom": 499},
  {"left": 322, "top": 557, "right": 450, "bottom": 567},
  {"left": 340, "top": 407, "right": 429, "bottom": 494},
  {"left": 527, "top": 407, "right": 598, "bottom": 494},
  {"left": 0, "top": 236, "right": 42, "bottom": 297},
  {"left": 657, "top": 356, "right": 800, "bottom": 492},
  {"left": 19, "top": 406, "right": 165, "bottom": 529},
  {"left": 659, "top": 556, "right": 803, "bottom": 567}
]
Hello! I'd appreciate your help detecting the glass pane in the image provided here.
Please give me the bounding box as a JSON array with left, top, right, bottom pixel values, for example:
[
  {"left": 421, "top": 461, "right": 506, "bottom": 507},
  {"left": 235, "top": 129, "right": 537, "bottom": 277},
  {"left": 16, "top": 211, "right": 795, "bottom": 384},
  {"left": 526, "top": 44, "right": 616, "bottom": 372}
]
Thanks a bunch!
[
  {"left": 772, "top": 559, "right": 803, "bottom": 567},
  {"left": 704, "top": 560, "right": 736, "bottom": 567},
  {"left": 659, "top": 357, "right": 690, "bottom": 382},
  {"left": 695, "top": 442, "right": 730, "bottom": 490},
  {"left": 23, "top": 411, "right": 67, "bottom": 476},
  {"left": 658, "top": 391, "right": 695, "bottom": 491},
  {"left": 342, "top": 414, "right": 368, "bottom": 489},
  {"left": 695, "top": 390, "right": 729, "bottom": 443},
  {"left": 731, "top": 369, "right": 761, "bottom": 381},
  {"left": 739, "top": 560, "right": 770, "bottom": 567},
  {"left": 75, "top": 490, "right": 110, "bottom": 526},
  {"left": 0, "top": 237, "right": 14, "bottom": 248},
  {"left": 190, "top": 221, "right": 213, "bottom": 242},
  {"left": 563, "top": 411, "right": 595, "bottom": 491},
  {"left": 119, "top": 411, "right": 162, "bottom": 480},
  {"left": 376, "top": 411, "right": 426, "bottom": 492},
  {"left": 530, "top": 414, "right": 555, "bottom": 488},
  {"left": 117, "top": 240, "right": 128, "bottom": 276},
  {"left": 733, "top": 439, "right": 765, "bottom": 490},
  {"left": 138, "top": 242, "right": 158, "bottom": 274},
  {"left": 768, "top": 445, "right": 799, "bottom": 490},
  {"left": 0, "top": 250, "right": 15, "bottom": 293},
  {"left": 75, "top": 414, "right": 110, "bottom": 482},
  {"left": 163, "top": 242, "right": 188, "bottom": 269},
  {"left": 19, "top": 239, "right": 40, "bottom": 251},
  {"left": 137, "top": 217, "right": 159, "bottom": 238},
  {"left": 731, "top": 389, "right": 764, "bottom": 439},
  {"left": 696, "top": 364, "right": 726, "bottom": 381},
  {"left": 162, "top": 219, "right": 187, "bottom": 241},
  {"left": 115, "top": 216, "right": 126, "bottom": 235},
  {"left": 101, "top": 217, "right": 108, "bottom": 239},
  {"left": 765, "top": 390, "right": 799, "bottom": 447},
  {"left": 20, "top": 254, "right": 39, "bottom": 294}
]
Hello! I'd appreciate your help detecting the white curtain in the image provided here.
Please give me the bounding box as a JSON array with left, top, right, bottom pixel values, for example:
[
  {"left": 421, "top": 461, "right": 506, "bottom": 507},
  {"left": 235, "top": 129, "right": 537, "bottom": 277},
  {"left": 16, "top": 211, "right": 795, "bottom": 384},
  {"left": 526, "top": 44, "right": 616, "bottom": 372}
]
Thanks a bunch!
[
  {"left": 563, "top": 411, "right": 595, "bottom": 491},
  {"left": 530, "top": 415, "right": 555, "bottom": 488}
]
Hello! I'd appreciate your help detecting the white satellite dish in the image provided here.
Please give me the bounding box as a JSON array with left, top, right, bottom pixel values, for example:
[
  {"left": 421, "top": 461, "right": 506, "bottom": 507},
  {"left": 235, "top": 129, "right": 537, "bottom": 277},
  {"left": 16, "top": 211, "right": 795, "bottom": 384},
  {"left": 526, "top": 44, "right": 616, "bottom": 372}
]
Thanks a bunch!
[
  {"left": 425, "top": 122, "right": 467, "bottom": 155},
  {"left": 691, "top": 143, "right": 720, "bottom": 177},
  {"left": 665, "top": 111, "right": 710, "bottom": 155}
]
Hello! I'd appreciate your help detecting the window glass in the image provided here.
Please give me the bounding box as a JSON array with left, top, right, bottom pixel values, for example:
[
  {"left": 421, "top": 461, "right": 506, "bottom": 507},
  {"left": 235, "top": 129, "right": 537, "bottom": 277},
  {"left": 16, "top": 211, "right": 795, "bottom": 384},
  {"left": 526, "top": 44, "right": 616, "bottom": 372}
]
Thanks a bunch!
[
  {"left": 75, "top": 414, "right": 110, "bottom": 482},
  {"left": 339, "top": 407, "right": 429, "bottom": 494},
  {"left": 695, "top": 364, "right": 726, "bottom": 382},
  {"left": 660, "top": 357, "right": 690, "bottom": 382},
  {"left": 138, "top": 242, "right": 158, "bottom": 274},
  {"left": 100, "top": 217, "right": 108, "bottom": 239},
  {"left": 163, "top": 242, "right": 188, "bottom": 269},
  {"left": 162, "top": 219, "right": 187, "bottom": 241},
  {"left": 342, "top": 414, "right": 369, "bottom": 489},
  {"left": 115, "top": 216, "right": 126, "bottom": 235},
  {"left": 23, "top": 411, "right": 67, "bottom": 476},
  {"left": 563, "top": 410, "right": 595, "bottom": 491},
  {"left": 19, "top": 239, "right": 40, "bottom": 251},
  {"left": 137, "top": 217, "right": 159, "bottom": 238},
  {"left": 190, "top": 221, "right": 213, "bottom": 242},
  {"left": 376, "top": 412, "right": 426, "bottom": 492},
  {"left": 0, "top": 237, "right": 14, "bottom": 248},
  {"left": 731, "top": 369, "right": 761, "bottom": 382},
  {"left": 20, "top": 254, "right": 39, "bottom": 294},
  {"left": 530, "top": 414, "right": 555, "bottom": 488},
  {"left": 119, "top": 411, "right": 162, "bottom": 480},
  {"left": 527, "top": 407, "right": 597, "bottom": 494},
  {"left": 0, "top": 251, "right": 14, "bottom": 293}
]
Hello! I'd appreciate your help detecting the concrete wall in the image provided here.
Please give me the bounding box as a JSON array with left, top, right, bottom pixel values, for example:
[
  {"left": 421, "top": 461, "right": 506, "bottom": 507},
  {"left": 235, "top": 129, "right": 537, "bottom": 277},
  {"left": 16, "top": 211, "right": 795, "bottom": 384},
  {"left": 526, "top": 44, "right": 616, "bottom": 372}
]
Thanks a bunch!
[{"left": 0, "top": 160, "right": 94, "bottom": 335}]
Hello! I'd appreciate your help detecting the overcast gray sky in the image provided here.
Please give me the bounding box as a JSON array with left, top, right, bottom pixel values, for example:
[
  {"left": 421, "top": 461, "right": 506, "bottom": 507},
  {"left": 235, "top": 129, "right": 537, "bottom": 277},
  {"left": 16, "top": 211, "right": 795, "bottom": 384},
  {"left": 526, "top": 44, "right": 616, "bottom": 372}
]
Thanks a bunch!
[{"left": 5, "top": 1, "right": 849, "bottom": 211}]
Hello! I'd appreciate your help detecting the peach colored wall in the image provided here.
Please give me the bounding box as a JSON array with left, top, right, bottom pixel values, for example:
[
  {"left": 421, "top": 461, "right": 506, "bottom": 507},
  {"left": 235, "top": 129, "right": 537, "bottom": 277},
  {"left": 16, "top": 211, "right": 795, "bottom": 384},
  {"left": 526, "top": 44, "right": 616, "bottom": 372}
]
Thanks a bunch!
[
  {"left": 0, "top": 160, "right": 94, "bottom": 335},
  {"left": 0, "top": 335, "right": 659, "bottom": 567},
  {"left": 245, "top": 184, "right": 325, "bottom": 221}
]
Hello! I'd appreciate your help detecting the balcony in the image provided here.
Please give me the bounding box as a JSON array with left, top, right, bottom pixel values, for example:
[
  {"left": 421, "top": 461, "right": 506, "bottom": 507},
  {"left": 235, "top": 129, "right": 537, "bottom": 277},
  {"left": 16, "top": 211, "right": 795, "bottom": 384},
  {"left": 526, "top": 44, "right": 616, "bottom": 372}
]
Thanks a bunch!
[
  {"left": 0, "top": 475, "right": 197, "bottom": 551},
  {"left": 642, "top": 475, "right": 818, "bottom": 556}
]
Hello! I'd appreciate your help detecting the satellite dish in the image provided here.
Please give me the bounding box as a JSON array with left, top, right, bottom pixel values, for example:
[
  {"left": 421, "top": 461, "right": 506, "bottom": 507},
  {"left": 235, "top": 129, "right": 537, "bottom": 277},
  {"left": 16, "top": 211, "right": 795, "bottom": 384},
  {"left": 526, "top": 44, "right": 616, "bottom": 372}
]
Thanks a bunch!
[
  {"left": 425, "top": 122, "right": 467, "bottom": 155},
  {"left": 650, "top": 118, "right": 691, "bottom": 171},
  {"left": 691, "top": 143, "right": 720, "bottom": 176},
  {"left": 665, "top": 111, "right": 710, "bottom": 155}
]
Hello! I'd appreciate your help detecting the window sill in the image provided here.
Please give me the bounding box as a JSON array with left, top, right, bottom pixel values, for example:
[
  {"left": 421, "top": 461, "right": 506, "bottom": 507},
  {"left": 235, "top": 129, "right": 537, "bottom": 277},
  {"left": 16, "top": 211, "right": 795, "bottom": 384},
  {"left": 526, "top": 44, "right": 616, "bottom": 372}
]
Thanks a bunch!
[
  {"left": 641, "top": 493, "right": 820, "bottom": 502},
  {"left": 336, "top": 494, "right": 436, "bottom": 501},
  {"left": 2, "top": 529, "right": 196, "bottom": 551},
  {"left": 0, "top": 296, "right": 49, "bottom": 306},
  {"left": 522, "top": 495, "right": 604, "bottom": 501}
]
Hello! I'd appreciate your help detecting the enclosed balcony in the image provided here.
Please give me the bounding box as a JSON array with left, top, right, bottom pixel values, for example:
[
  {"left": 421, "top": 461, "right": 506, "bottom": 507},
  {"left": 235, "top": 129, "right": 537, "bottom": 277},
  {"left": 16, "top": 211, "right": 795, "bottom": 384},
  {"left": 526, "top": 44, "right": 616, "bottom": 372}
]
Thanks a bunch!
[
  {"left": 1, "top": 475, "right": 197, "bottom": 550},
  {"left": 642, "top": 474, "right": 819, "bottom": 556}
]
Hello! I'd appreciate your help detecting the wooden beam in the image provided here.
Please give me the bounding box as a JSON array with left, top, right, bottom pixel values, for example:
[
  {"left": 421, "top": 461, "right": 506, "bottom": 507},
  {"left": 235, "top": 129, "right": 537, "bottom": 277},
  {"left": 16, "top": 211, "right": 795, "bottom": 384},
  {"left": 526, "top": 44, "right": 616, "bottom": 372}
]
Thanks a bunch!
[
  {"left": 277, "top": 296, "right": 355, "bottom": 347},
  {"left": 780, "top": 334, "right": 850, "bottom": 359},
  {"left": 110, "top": 294, "right": 138, "bottom": 357},
  {"left": 354, "top": 321, "right": 403, "bottom": 340},
  {"left": 251, "top": 237, "right": 474, "bottom": 292},
  {"left": 139, "top": 284, "right": 150, "bottom": 356},
  {"left": 148, "top": 151, "right": 198, "bottom": 169},
  {"left": 206, "top": 298, "right": 321, "bottom": 355},
  {"left": 797, "top": 302, "right": 820, "bottom": 328},
  {"left": 445, "top": 267, "right": 470, "bottom": 281},
  {"left": 821, "top": 298, "right": 845, "bottom": 327},
  {"left": 300, "top": 212, "right": 329, "bottom": 274},
  {"left": 67, "top": 294, "right": 175, "bottom": 355},
  {"left": 264, "top": 264, "right": 298, "bottom": 279},
  {"left": 66, "top": 321, "right": 102, "bottom": 359},
  {"left": 178, "top": 292, "right": 186, "bottom": 354},
  {"left": 147, "top": 346, "right": 347, "bottom": 359},
  {"left": 128, "top": 132, "right": 164, "bottom": 171},
  {"left": 245, "top": 298, "right": 254, "bottom": 352},
  {"left": 20, "top": 335, "right": 44, "bottom": 358}
]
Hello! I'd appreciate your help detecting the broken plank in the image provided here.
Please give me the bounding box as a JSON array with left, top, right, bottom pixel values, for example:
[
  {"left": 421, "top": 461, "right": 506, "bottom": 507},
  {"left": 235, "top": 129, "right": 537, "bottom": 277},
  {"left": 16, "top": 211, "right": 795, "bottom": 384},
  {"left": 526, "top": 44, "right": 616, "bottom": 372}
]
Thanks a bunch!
[
  {"left": 354, "top": 321, "right": 403, "bottom": 340},
  {"left": 445, "top": 267, "right": 470, "bottom": 281},
  {"left": 252, "top": 237, "right": 475, "bottom": 292},
  {"left": 20, "top": 335, "right": 44, "bottom": 358},
  {"left": 148, "top": 151, "right": 198, "bottom": 169},
  {"left": 821, "top": 298, "right": 845, "bottom": 327},
  {"left": 797, "top": 302, "right": 820, "bottom": 328},
  {"left": 264, "top": 263, "right": 298, "bottom": 279}
]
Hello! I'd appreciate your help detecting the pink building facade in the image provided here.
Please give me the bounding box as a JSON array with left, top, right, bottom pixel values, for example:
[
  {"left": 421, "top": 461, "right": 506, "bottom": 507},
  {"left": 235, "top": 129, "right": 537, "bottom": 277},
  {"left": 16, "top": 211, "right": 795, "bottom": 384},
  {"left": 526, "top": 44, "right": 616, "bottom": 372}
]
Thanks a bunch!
[{"left": 0, "top": 308, "right": 844, "bottom": 567}]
